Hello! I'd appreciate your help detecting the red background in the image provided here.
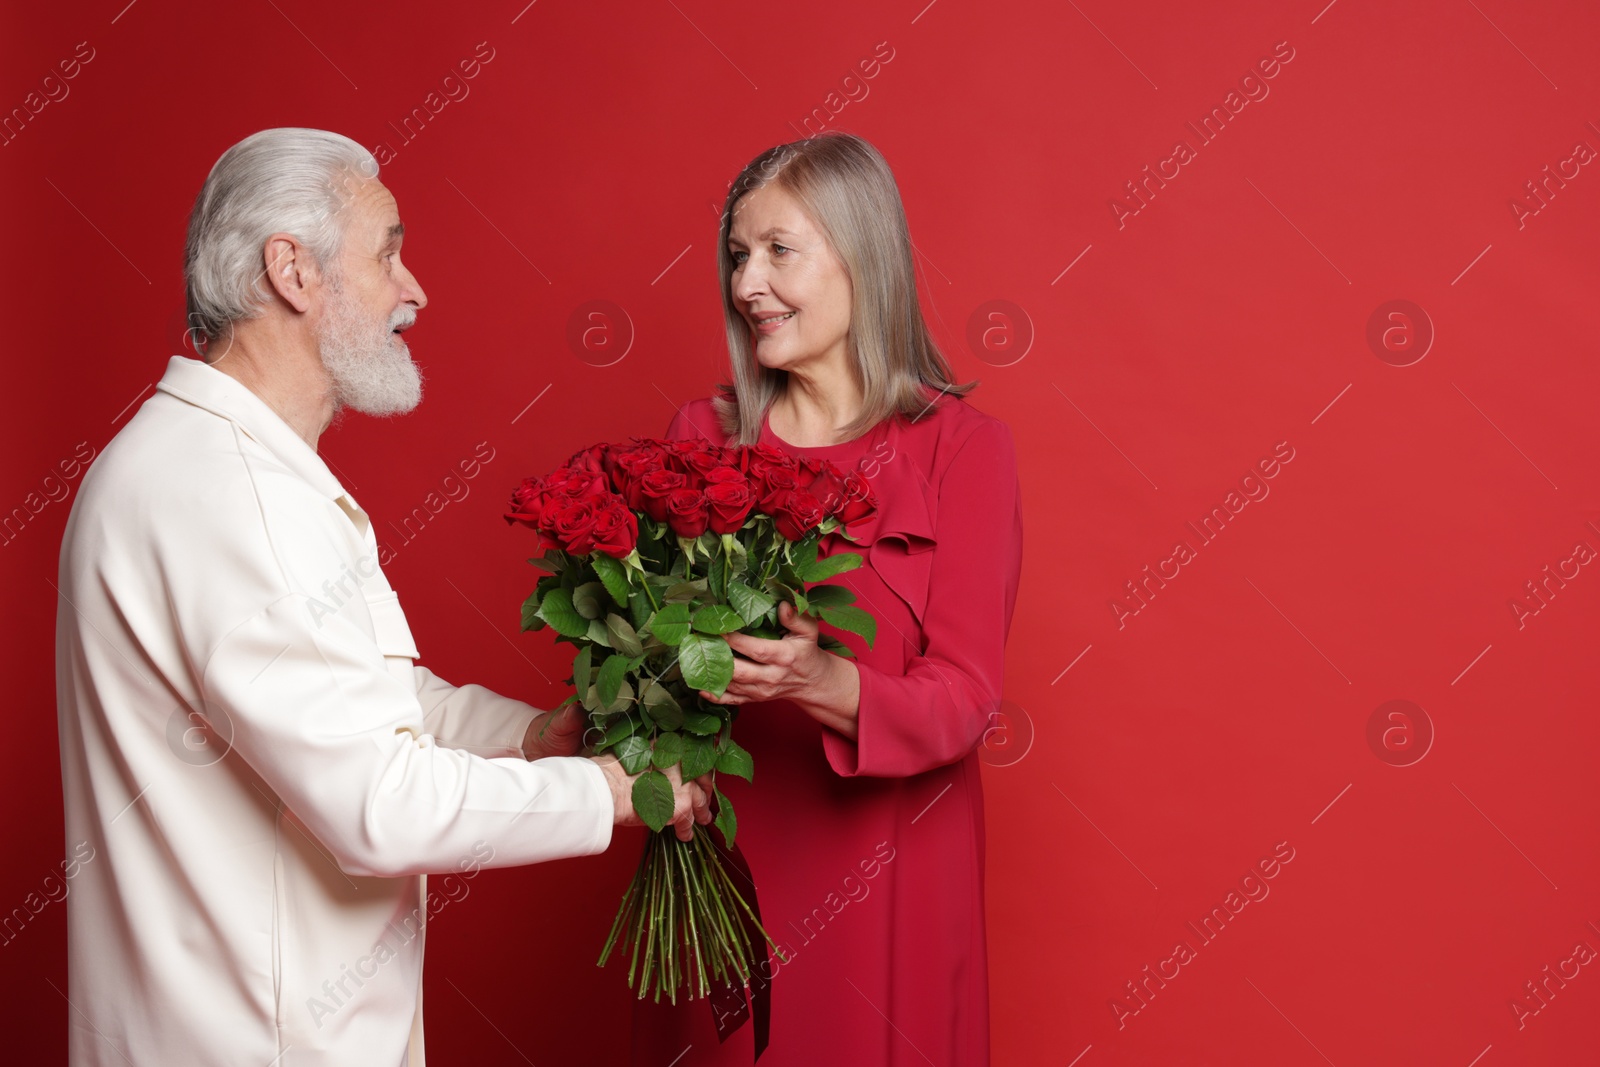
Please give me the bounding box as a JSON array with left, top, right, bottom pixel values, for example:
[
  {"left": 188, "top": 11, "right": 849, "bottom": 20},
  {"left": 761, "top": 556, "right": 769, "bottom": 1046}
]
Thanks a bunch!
[{"left": 4, "top": 1, "right": 1598, "bottom": 1063}]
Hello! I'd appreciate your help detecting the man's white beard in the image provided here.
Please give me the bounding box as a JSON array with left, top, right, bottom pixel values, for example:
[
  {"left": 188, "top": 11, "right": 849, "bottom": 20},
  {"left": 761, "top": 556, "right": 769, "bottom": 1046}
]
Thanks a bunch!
[{"left": 317, "top": 272, "right": 423, "bottom": 417}]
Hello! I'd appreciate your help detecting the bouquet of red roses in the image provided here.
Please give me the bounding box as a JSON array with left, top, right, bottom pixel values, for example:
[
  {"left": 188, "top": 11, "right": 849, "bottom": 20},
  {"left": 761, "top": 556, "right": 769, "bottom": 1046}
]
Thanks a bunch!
[{"left": 504, "top": 437, "right": 878, "bottom": 1004}]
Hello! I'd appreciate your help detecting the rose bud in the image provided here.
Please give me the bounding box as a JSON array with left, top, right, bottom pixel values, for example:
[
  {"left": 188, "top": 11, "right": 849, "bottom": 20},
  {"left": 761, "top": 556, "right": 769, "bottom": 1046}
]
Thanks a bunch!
[
  {"left": 504, "top": 476, "right": 547, "bottom": 528},
  {"left": 705, "top": 481, "right": 754, "bottom": 535},
  {"left": 762, "top": 488, "right": 826, "bottom": 542},
  {"left": 638, "top": 469, "right": 687, "bottom": 523},
  {"left": 550, "top": 500, "right": 600, "bottom": 555},
  {"left": 835, "top": 469, "right": 877, "bottom": 525},
  {"left": 665, "top": 487, "right": 709, "bottom": 539},
  {"left": 590, "top": 500, "right": 639, "bottom": 558}
]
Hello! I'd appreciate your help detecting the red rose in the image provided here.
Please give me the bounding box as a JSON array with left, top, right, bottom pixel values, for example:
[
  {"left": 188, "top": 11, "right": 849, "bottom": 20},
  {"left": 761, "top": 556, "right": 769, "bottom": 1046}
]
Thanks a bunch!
[
  {"left": 797, "top": 458, "right": 847, "bottom": 514},
  {"left": 762, "top": 488, "right": 826, "bottom": 542},
  {"left": 662, "top": 439, "right": 702, "bottom": 473},
  {"left": 549, "top": 499, "right": 600, "bottom": 554},
  {"left": 835, "top": 468, "right": 877, "bottom": 525},
  {"left": 704, "top": 480, "right": 754, "bottom": 535},
  {"left": 548, "top": 467, "right": 611, "bottom": 503},
  {"left": 681, "top": 446, "right": 727, "bottom": 484},
  {"left": 590, "top": 500, "right": 639, "bottom": 558},
  {"left": 704, "top": 465, "right": 746, "bottom": 486},
  {"left": 638, "top": 469, "right": 687, "bottom": 523},
  {"left": 565, "top": 444, "right": 608, "bottom": 475},
  {"left": 741, "top": 443, "right": 791, "bottom": 473},
  {"left": 755, "top": 464, "right": 800, "bottom": 501},
  {"left": 612, "top": 446, "right": 667, "bottom": 509},
  {"left": 665, "top": 488, "right": 709, "bottom": 538},
  {"left": 504, "top": 475, "right": 549, "bottom": 528}
]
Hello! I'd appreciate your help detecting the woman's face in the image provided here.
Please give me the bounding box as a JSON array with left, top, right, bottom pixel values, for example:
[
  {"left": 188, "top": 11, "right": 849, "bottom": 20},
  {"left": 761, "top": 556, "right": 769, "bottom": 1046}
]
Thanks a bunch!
[{"left": 727, "top": 184, "right": 853, "bottom": 376}]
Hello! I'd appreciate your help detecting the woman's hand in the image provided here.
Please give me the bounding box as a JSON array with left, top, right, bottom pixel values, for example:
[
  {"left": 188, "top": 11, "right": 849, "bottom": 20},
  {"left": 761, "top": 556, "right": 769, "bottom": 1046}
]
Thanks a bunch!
[{"left": 696, "top": 601, "right": 862, "bottom": 739}]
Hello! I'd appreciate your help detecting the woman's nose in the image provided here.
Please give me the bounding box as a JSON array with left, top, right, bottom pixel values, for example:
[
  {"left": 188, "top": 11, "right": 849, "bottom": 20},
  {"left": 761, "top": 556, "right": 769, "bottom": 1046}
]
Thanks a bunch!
[{"left": 734, "top": 261, "right": 766, "bottom": 302}]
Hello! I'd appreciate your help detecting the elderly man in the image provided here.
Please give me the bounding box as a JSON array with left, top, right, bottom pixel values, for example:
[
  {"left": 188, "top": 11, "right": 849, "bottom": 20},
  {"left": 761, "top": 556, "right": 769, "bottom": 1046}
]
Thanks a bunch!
[{"left": 54, "top": 127, "right": 705, "bottom": 1066}]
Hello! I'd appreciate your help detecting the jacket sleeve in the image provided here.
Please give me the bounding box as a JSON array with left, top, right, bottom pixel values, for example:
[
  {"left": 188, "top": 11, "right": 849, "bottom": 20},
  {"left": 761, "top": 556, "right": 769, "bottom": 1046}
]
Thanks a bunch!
[
  {"left": 199, "top": 591, "right": 614, "bottom": 878},
  {"left": 822, "top": 417, "right": 1024, "bottom": 778},
  {"left": 415, "top": 665, "right": 538, "bottom": 760}
]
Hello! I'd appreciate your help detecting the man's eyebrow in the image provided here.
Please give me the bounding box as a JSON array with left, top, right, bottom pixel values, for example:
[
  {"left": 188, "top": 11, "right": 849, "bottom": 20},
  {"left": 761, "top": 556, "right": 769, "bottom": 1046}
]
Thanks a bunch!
[{"left": 383, "top": 222, "right": 405, "bottom": 243}]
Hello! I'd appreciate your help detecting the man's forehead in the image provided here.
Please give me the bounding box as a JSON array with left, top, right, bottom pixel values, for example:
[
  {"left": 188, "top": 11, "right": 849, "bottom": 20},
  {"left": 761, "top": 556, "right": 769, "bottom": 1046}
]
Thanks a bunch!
[{"left": 350, "top": 179, "right": 401, "bottom": 240}]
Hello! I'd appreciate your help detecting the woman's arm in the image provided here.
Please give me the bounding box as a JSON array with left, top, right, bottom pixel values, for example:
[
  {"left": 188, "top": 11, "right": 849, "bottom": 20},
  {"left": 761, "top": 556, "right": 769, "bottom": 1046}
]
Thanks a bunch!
[
  {"left": 692, "top": 416, "right": 1024, "bottom": 778},
  {"left": 820, "top": 418, "right": 1023, "bottom": 777}
]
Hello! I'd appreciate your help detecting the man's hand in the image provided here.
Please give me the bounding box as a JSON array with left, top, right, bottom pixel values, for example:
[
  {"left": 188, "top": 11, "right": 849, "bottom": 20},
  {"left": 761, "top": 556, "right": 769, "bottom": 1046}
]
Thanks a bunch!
[
  {"left": 521, "top": 703, "right": 585, "bottom": 760},
  {"left": 592, "top": 754, "right": 712, "bottom": 842}
]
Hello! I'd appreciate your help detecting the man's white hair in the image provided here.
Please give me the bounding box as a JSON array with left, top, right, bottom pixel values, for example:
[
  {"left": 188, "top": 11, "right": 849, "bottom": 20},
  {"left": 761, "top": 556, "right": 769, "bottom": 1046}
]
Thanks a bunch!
[{"left": 183, "top": 127, "right": 378, "bottom": 345}]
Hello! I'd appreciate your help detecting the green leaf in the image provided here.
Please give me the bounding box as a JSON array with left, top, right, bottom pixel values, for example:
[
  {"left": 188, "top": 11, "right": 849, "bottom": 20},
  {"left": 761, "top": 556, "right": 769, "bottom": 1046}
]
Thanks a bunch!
[
  {"left": 520, "top": 590, "right": 546, "bottom": 632},
  {"left": 651, "top": 731, "right": 685, "bottom": 770},
  {"left": 726, "top": 580, "right": 777, "bottom": 626},
  {"left": 590, "top": 553, "right": 631, "bottom": 605},
  {"left": 817, "top": 633, "right": 857, "bottom": 659},
  {"left": 715, "top": 739, "right": 754, "bottom": 782},
  {"left": 535, "top": 587, "right": 588, "bottom": 638},
  {"left": 570, "top": 646, "right": 593, "bottom": 691},
  {"left": 605, "top": 613, "right": 645, "bottom": 657},
  {"left": 681, "top": 709, "right": 722, "bottom": 736},
  {"left": 615, "top": 734, "right": 651, "bottom": 775},
  {"left": 663, "top": 579, "right": 707, "bottom": 603},
  {"left": 585, "top": 617, "right": 613, "bottom": 648},
  {"left": 600, "top": 712, "right": 639, "bottom": 747},
  {"left": 802, "top": 584, "right": 857, "bottom": 610},
  {"left": 572, "top": 581, "right": 607, "bottom": 620},
  {"left": 607, "top": 680, "right": 634, "bottom": 714},
  {"left": 641, "top": 680, "right": 684, "bottom": 731},
  {"left": 526, "top": 553, "right": 563, "bottom": 573},
  {"left": 631, "top": 770, "right": 675, "bottom": 833},
  {"left": 819, "top": 604, "right": 877, "bottom": 649},
  {"left": 713, "top": 788, "right": 737, "bottom": 848},
  {"left": 597, "top": 653, "right": 631, "bottom": 709},
  {"left": 628, "top": 589, "right": 653, "bottom": 632},
  {"left": 679, "top": 633, "right": 735, "bottom": 695},
  {"left": 692, "top": 604, "right": 746, "bottom": 635},
  {"left": 679, "top": 732, "right": 717, "bottom": 779},
  {"left": 648, "top": 603, "right": 692, "bottom": 646},
  {"left": 798, "top": 550, "right": 863, "bottom": 584},
  {"left": 790, "top": 534, "right": 820, "bottom": 571}
]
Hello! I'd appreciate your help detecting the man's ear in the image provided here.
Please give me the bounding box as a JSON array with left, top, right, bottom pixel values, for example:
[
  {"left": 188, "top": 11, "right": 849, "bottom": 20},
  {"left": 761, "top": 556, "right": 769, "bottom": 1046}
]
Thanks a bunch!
[{"left": 261, "top": 233, "right": 320, "bottom": 314}]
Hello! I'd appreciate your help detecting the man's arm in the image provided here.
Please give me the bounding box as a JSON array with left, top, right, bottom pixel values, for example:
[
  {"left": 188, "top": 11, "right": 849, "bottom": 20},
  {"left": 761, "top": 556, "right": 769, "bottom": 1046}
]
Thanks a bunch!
[
  {"left": 415, "top": 665, "right": 586, "bottom": 760},
  {"left": 202, "top": 592, "right": 615, "bottom": 877}
]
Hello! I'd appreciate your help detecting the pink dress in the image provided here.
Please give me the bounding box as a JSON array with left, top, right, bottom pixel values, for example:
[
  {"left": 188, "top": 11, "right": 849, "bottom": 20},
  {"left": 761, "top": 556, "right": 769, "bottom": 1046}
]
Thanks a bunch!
[{"left": 632, "top": 388, "right": 1023, "bottom": 1066}]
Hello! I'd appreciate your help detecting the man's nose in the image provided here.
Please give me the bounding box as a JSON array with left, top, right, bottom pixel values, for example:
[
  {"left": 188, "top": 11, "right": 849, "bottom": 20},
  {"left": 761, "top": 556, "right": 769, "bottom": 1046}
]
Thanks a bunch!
[{"left": 400, "top": 265, "right": 427, "bottom": 310}]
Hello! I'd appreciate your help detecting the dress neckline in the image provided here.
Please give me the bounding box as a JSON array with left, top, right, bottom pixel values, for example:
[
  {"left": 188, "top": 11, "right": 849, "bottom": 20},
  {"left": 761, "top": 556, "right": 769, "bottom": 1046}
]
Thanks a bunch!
[{"left": 760, "top": 406, "right": 876, "bottom": 456}]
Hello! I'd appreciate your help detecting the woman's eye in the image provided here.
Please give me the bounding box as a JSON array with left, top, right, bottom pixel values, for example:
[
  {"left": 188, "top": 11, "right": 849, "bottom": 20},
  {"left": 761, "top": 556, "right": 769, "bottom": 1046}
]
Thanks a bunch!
[
  {"left": 772, "top": 244, "right": 790, "bottom": 256},
  {"left": 730, "top": 250, "right": 748, "bottom": 264}
]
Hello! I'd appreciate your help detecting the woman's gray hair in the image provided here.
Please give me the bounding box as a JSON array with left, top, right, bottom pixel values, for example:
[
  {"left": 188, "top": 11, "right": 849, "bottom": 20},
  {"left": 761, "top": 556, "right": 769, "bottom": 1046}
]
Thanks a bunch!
[
  {"left": 183, "top": 127, "right": 378, "bottom": 347},
  {"left": 711, "top": 131, "right": 976, "bottom": 446}
]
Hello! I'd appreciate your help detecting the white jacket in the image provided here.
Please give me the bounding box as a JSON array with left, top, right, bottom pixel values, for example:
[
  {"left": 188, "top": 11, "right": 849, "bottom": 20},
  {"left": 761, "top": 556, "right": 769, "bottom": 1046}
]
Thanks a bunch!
[{"left": 55, "top": 355, "right": 613, "bottom": 1066}]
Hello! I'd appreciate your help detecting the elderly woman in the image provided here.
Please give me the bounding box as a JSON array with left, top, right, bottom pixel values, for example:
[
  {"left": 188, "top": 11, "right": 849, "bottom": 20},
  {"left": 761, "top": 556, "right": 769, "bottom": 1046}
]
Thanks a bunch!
[{"left": 633, "top": 133, "right": 1023, "bottom": 1066}]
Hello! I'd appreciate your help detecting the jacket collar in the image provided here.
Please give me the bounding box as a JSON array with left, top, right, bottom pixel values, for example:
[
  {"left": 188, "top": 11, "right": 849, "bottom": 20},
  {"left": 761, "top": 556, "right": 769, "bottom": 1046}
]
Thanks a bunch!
[{"left": 154, "top": 355, "right": 354, "bottom": 508}]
